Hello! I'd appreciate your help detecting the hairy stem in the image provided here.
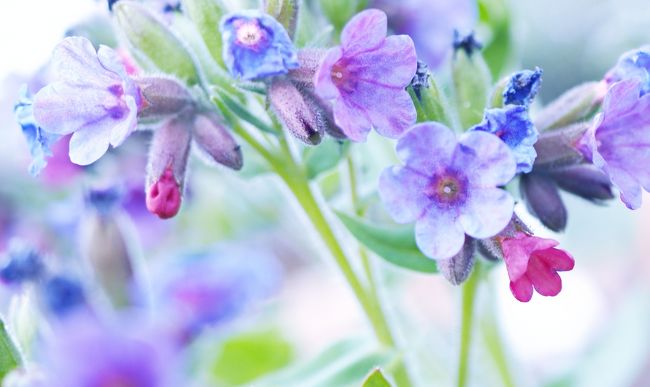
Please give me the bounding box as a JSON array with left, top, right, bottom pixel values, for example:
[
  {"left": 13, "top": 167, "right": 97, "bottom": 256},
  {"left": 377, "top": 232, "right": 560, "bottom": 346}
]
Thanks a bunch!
[{"left": 457, "top": 261, "right": 482, "bottom": 387}]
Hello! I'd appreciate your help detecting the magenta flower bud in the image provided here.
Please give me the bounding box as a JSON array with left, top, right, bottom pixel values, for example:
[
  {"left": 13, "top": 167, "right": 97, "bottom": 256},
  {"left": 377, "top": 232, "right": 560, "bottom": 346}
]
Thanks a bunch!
[
  {"left": 520, "top": 173, "right": 567, "bottom": 232},
  {"left": 135, "top": 76, "right": 194, "bottom": 121},
  {"left": 145, "top": 116, "right": 192, "bottom": 219},
  {"left": 268, "top": 77, "right": 324, "bottom": 145},
  {"left": 438, "top": 238, "right": 476, "bottom": 285},
  {"left": 192, "top": 112, "right": 243, "bottom": 170}
]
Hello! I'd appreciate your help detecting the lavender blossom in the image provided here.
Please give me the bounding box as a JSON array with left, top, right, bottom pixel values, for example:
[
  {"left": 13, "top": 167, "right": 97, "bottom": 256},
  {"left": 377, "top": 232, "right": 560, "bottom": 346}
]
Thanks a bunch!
[
  {"left": 314, "top": 9, "right": 417, "bottom": 141},
  {"left": 379, "top": 123, "right": 516, "bottom": 260},
  {"left": 32, "top": 37, "right": 141, "bottom": 166},
  {"left": 471, "top": 106, "right": 538, "bottom": 173},
  {"left": 605, "top": 45, "right": 650, "bottom": 96},
  {"left": 220, "top": 10, "right": 299, "bottom": 80},
  {"left": 577, "top": 79, "right": 650, "bottom": 209}
]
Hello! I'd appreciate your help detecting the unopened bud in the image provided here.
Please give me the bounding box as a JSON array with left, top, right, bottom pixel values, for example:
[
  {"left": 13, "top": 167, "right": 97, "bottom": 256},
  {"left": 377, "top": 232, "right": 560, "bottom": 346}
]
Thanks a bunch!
[
  {"left": 289, "top": 49, "right": 326, "bottom": 86},
  {"left": 438, "top": 238, "right": 476, "bottom": 285},
  {"left": 192, "top": 112, "right": 243, "bottom": 170},
  {"left": 268, "top": 77, "right": 323, "bottom": 145},
  {"left": 145, "top": 115, "right": 192, "bottom": 219},
  {"left": 533, "top": 122, "right": 589, "bottom": 171},
  {"left": 520, "top": 173, "right": 567, "bottom": 232},
  {"left": 135, "top": 76, "right": 193, "bottom": 121},
  {"left": 547, "top": 165, "right": 614, "bottom": 202},
  {"left": 534, "top": 81, "right": 607, "bottom": 131},
  {"left": 452, "top": 32, "right": 491, "bottom": 128}
]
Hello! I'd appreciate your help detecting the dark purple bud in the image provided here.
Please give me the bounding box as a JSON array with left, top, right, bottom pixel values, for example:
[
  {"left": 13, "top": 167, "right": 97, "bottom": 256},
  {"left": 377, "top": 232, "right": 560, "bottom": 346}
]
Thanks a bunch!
[
  {"left": 135, "top": 76, "right": 193, "bottom": 121},
  {"left": 438, "top": 238, "right": 476, "bottom": 285},
  {"left": 85, "top": 186, "right": 124, "bottom": 216},
  {"left": 288, "top": 49, "right": 327, "bottom": 86},
  {"left": 268, "top": 77, "right": 323, "bottom": 145},
  {"left": 546, "top": 165, "right": 614, "bottom": 202},
  {"left": 453, "top": 30, "right": 482, "bottom": 57},
  {"left": 146, "top": 115, "right": 192, "bottom": 219},
  {"left": 192, "top": 112, "right": 243, "bottom": 170},
  {"left": 0, "top": 243, "right": 44, "bottom": 285},
  {"left": 520, "top": 173, "right": 567, "bottom": 232},
  {"left": 409, "top": 60, "right": 430, "bottom": 101},
  {"left": 42, "top": 275, "right": 86, "bottom": 317},
  {"left": 533, "top": 122, "right": 588, "bottom": 171}
]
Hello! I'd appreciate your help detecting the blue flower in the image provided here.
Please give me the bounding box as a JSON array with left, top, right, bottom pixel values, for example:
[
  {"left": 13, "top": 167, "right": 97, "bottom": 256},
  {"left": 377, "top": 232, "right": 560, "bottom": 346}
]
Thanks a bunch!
[
  {"left": 471, "top": 106, "right": 538, "bottom": 174},
  {"left": 14, "top": 86, "right": 61, "bottom": 176},
  {"left": 503, "top": 67, "right": 543, "bottom": 107},
  {"left": 220, "top": 10, "right": 299, "bottom": 80},
  {"left": 0, "top": 243, "right": 45, "bottom": 285},
  {"left": 42, "top": 275, "right": 86, "bottom": 317},
  {"left": 606, "top": 45, "right": 650, "bottom": 96}
]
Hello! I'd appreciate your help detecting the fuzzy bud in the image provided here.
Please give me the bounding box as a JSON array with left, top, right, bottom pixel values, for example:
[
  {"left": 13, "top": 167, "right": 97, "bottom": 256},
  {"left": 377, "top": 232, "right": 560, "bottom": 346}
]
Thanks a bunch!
[
  {"left": 547, "top": 165, "right": 614, "bottom": 202},
  {"left": 135, "top": 76, "right": 193, "bottom": 121},
  {"left": 268, "top": 77, "right": 324, "bottom": 145},
  {"left": 438, "top": 238, "right": 476, "bottom": 285},
  {"left": 289, "top": 49, "right": 326, "bottom": 86},
  {"left": 146, "top": 115, "right": 192, "bottom": 219},
  {"left": 534, "top": 81, "right": 607, "bottom": 131},
  {"left": 520, "top": 173, "right": 567, "bottom": 232},
  {"left": 192, "top": 112, "right": 243, "bottom": 170},
  {"left": 533, "top": 122, "right": 589, "bottom": 171}
]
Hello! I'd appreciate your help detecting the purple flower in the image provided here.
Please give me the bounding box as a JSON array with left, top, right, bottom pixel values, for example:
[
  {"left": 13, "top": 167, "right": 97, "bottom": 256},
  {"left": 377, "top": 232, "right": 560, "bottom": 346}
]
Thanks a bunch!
[
  {"left": 41, "top": 275, "right": 86, "bottom": 317},
  {"left": 14, "top": 86, "right": 61, "bottom": 176},
  {"left": 314, "top": 9, "right": 417, "bottom": 141},
  {"left": 40, "top": 313, "right": 174, "bottom": 387},
  {"left": 33, "top": 36, "right": 141, "bottom": 166},
  {"left": 0, "top": 243, "right": 44, "bottom": 285},
  {"left": 220, "top": 10, "right": 299, "bottom": 80},
  {"left": 503, "top": 67, "right": 543, "bottom": 107},
  {"left": 379, "top": 123, "right": 516, "bottom": 259},
  {"left": 605, "top": 45, "right": 650, "bottom": 96},
  {"left": 471, "top": 106, "right": 538, "bottom": 173},
  {"left": 373, "top": 0, "right": 477, "bottom": 70},
  {"left": 577, "top": 79, "right": 650, "bottom": 209}
]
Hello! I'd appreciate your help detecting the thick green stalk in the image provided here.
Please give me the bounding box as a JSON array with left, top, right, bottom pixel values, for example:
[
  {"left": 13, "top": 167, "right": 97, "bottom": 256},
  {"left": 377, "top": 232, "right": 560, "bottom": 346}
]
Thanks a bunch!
[{"left": 457, "top": 261, "right": 482, "bottom": 387}]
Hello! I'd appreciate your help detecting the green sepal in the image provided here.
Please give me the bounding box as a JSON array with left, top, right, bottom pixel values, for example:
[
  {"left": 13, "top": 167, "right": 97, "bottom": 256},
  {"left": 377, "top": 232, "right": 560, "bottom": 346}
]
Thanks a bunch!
[
  {"left": 452, "top": 50, "right": 492, "bottom": 129},
  {"left": 408, "top": 74, "right": 454, "bottom": 127},
  {"left": 181, "top": 0, "right": 227, "bottom": 68},
  {"left": 362, "top": 368, "right": 393, "bottom": 387},
  {"left": 265, "top": 0, "right": 298, "bottom": 39},
  {"left": 0, "top": 320, "right": 21, "bottom": 383}
]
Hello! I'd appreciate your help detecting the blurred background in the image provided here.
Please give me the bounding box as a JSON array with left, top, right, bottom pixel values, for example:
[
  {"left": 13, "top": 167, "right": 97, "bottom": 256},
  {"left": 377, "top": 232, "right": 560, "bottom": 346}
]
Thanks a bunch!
[{"left": 1, "top": 0, "right": 650, "bottom": 386}]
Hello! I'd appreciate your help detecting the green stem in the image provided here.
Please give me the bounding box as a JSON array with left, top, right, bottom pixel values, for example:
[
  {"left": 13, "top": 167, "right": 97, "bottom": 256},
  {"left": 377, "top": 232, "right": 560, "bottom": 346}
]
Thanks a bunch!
[
  {"left": 482, "top": 279, "right": 515, "bottom": 387},
  {"left": 457, "top": 261, "right": 482, "bottom": 387}
]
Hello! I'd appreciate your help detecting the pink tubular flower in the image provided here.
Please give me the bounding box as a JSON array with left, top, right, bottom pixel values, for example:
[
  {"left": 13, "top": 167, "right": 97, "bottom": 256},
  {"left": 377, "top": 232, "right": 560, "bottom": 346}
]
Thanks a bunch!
[
  {"left": 501, "top": 232, "right": 575, "bottom": 302},
  {"left": 314, "top": 9, "right": 417, "bottom": 141}
]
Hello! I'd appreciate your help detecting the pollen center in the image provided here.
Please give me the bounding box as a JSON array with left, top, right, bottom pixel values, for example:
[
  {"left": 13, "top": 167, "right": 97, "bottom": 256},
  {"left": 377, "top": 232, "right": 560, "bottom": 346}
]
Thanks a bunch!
[
  {"left": 331, "top": 62, "right": 355, "bottom": 92},
  {"left": 425, "top": 171, "right": 468, "bottom": 207},
  {"left": 236, "top": 22, "right": 263, "bottom": 47}
]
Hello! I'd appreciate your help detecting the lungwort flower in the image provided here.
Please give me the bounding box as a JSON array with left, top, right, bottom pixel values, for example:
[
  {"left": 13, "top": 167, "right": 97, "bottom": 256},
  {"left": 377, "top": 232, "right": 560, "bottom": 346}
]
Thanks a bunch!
[
  {"left": 32, "top": 36, "right": 141, "bottom": 166},
  {"left": 379, "top": 123, "right": 516, "bottom": 260},
  {"left": 503, "top": 67, "right": 543, "bottom": 107},
  {"left": 471, "top": 106, "right": 538, "bottom": 173},
  {"left": 577, "top": 78, "right": 650, "bottom": 209},
  {"left": 605, "top": 45, "right": 650, "bottom": 96},
  {"left": 314, "top": 9, "right": 417, "bottom": 141},
  {"left": 221, "top": 10, "right": 299, "bottom": 80},
  {"left": 501, "top": 232, "right": 574, "bottom": 302}
]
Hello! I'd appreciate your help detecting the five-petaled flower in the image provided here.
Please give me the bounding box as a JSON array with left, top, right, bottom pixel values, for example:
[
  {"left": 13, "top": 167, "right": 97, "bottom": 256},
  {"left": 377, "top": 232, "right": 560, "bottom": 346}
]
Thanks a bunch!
[
  {"left": 577, "top": 78, "right": 650, "bottom": 209},
  {"left": 220, "top": 10, "right": 299, "bottom": 80},
  {"left": 314, "top": 9, "right": 417, "bottom": 141},
  {"left": 501, "top": 232, "right": 574, "bottom": 302},
  {"left": 32, "top": 37, "right": 141, "bottom": 166},
  {"left": 379, "top": 122, "right": 516, "bottom": 260},
  {"left": 471, "top": 106, "right": 538, "bottom": 173}
]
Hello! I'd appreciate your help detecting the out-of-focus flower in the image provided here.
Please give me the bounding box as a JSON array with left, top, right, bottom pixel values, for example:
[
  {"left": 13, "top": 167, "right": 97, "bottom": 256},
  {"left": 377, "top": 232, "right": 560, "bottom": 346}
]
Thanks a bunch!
[
  {"left": 33, "top": 37, "right": 141, "bottom": 166},
  {"left": 373, "top": 0, "right": 476, "bottom": 70},
  {"left": 40, "top": 313, "right": 173, "bottom": 386},
  {"left": 379, "top": 123, "right": 516, "bottom": 259},
  {"left": 0, "top": 243, "right": 44, "bottom": 286},
  {"left": 154, "top": 244, "right": 281, "bottom": 344},
  {"left": 503, "top": 67, "right": 543, "bottom": 107},
  {"left": 220, "top": 10, "right": 299, "bottom": 80},
  {"left": 605, "top": 45, "right": 650, "bottom": 96},
  {"left": 577, "top": 79, "right": 650, "bottom": 209},
  {"left": 314, "top": 9, "right": 417, "bottom": 141},
  {"left": 41, "top": 275, "right": 86, "bottom": 317},
  {"left": 452, "top": 30, "right": 482, "bottom": 57},
  {"left": 14, "top": 86, "right": 61, "bottom": 176},
  {"left": 471, "top": 106, "right": 538, "bottom": 173},
  {"left": 501, "top": 232, "right": 574, "bottom": 302}
]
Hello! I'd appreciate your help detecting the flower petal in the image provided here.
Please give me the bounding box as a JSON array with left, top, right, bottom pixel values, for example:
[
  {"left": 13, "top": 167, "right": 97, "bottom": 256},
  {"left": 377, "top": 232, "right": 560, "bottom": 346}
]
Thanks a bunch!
[
  {"left": 396, "top": 122, "right": 456, "bottom": 175},
  {"left": 109, "top": 95, "right": 138, "bottom": 147},
  {"left": 459, "top": 188, "right": 514, "bottom": 239},
  {"left": 349, "top": 35, "right": 417, "bottom": 88},
  {"left": 510, "top": 276, "right": 533, "bottom": 302},
  {"left": 365, "top": 88, "right": 416, "bottom": 139},
  {"left": 539, "top": 248, "right": 575, "bottom": 272},
  {"left": 68, "top": 123, "right": 113, "bottom": 166},
  {"left": 378, "top": 166, "right": 430, "bottom": 223},
  {"left": 340, "top": 9, "right": 387, "bottom": 56},
  {"left": 414, "top": 207, "right": 465, "bottom": 260},
  {"left": 332, "top": 99, "right": 372, "bottom": 141},
  {"left": 51, "top": 37, "right": 118, "bottom": 88},
  {"left": 314, "top": 47, "right": 343, "bottom": 100},
  {"left": 453, "top": 130, "right": 516, "bottom": 187},
  {"left": 528, "top": 256, "right": 563, "bottom": 297}
]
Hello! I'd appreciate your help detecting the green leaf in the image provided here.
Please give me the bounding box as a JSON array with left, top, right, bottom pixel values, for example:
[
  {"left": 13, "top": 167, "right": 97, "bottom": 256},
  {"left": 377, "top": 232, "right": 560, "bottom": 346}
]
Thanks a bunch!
[
  {"left": 335, "top": 211, "right": 438, "bottom": 273},
  {"left": 362, "top": 368, "right": 393, "bottom": 387},
  {"left": 452, "top": 50, "right": 492, "bottom": 128},
  {"left": 210, "top": 330, "right": 293, "bottom": 385},
  {"left": 113, "top": 2, "right": 199, "bottom": 84},
  {"left": 319, "top": 0, "right": 358, "bottom": 33},
  {"left": 266, "top": 0, "right": 298, "bottom": 38},
  {"left": 479, "top": 0, "right": 513, "bottom": 79},
  {"left": 212, "top": 93, "right": 279, "bottom": 134},
  {"left": 304, "top": 139, "right": 349, "bottom": 179},
  {"left": 0, "top": 320, "right": 21, "bottom": 382},
  {"left": 181, "top": 0, "right": 227, "bottom": 68}
]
